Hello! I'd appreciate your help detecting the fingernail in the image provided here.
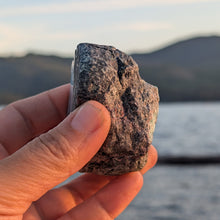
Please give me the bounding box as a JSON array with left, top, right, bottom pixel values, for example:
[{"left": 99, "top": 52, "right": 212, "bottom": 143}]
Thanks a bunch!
[{"left": 71, "top": 102, "right": 104, "bottom": 133}]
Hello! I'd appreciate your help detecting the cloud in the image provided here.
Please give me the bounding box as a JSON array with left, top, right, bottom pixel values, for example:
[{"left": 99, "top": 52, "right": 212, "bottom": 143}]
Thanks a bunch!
[
  {"left": 0, "top": 22, "right": 82, "bottom": 54},
  {"left": 0, "top": 19, "right": 172, "bottom": 55},
  {"left": 89, "top": 21, "right": 173, "bottom": 34},
  {"left": 0, "top": 0, "right": 218, "bottom": 17},
  {"left": 115, "top": 22, "right": 173, "bottom": 32},
  {"left": 0, "top": 24, "right": 23, "bottom": 50}
]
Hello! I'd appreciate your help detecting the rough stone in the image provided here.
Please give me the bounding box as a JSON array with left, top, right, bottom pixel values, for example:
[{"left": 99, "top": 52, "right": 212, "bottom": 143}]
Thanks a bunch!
[{"left": 69, "top": 43, "right": 159, "bottom": 175}]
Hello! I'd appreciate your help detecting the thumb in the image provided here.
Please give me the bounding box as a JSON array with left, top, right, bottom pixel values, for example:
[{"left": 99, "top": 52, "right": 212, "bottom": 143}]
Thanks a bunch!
[{"left": 0, "top": 101, "right": 110, "bottom": 213}]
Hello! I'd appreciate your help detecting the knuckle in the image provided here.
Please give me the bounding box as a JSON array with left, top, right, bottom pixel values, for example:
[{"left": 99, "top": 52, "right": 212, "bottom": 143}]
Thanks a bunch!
[
  {"left": 37, "top": 128, "right": 78, "bottom": 163},
  {"left": 94, "top": 197, "right": 114, "bottom": 220}
]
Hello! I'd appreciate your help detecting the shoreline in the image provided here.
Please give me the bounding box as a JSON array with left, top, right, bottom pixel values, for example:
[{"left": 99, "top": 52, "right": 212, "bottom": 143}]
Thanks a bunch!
[{"left": 157, "top": 155, "right": 220, "bottom": 166}]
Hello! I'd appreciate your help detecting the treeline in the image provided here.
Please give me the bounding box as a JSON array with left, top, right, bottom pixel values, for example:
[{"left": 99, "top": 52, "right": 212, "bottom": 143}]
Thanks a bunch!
[{"left": 1, "top": 36, "right": 220, "bottom": 104}]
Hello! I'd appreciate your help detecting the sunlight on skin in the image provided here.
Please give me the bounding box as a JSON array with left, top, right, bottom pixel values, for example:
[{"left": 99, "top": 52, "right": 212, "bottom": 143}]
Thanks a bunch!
[{"left": 0, "top": 84, "right": 158, "bottom": 220}]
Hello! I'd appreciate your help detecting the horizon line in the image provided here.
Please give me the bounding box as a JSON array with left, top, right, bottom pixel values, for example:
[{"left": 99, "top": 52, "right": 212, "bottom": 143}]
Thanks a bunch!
[{"left": 1, "top": 33, "right": 219, "bottom": 58}]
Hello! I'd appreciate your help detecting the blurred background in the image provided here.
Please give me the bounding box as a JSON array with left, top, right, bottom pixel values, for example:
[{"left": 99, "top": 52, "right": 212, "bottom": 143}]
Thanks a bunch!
[{"left": 0, "top": 0, "right": 220, "bottom": 219}]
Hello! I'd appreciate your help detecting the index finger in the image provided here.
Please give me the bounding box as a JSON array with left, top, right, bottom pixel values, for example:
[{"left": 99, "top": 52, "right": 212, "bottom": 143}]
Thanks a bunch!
[{"left": 0, "top": 84, "right": 70, "bottom": 154}]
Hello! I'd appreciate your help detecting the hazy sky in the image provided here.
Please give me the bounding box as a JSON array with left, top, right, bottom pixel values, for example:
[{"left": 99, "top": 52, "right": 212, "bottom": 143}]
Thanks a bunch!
[{"left": 1, "top": 0, "right": 220, "bottom": 56}]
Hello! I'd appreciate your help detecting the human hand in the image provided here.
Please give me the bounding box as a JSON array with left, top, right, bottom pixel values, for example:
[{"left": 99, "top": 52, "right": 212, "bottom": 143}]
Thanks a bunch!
[{"left": 0, "top": 84, "right": 158, "bottom": 220}]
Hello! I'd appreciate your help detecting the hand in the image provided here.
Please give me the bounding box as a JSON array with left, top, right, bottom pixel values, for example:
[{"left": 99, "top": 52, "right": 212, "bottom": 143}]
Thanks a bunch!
[{"left": 0, "top": 84, "right": 158, "bottom": 220}]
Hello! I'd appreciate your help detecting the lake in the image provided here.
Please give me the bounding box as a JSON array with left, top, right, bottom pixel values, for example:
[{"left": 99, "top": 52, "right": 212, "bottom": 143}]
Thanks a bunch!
[
  {"left": 118, "top": 165, "right": 220, "bottom": 220},
  {"left": 154, "top": 102, "right": 220, "bottom": 157},
  {"left": 1, "top": 103, "right": 220, "bottom": 219},
  {"left": 118, "top": 102, "right": 220, "bottom": 220}
]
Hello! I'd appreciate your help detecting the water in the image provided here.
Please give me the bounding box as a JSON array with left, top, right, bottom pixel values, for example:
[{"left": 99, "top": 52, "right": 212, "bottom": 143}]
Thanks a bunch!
[
  {"left": 1, "top": 103, "right": 220, "bottom": 219},
  {"left": 118, "top": 102, "right": 220, "bottom": 220},
  {"left": 118, "top": 166, "right": 220, "bottom": 220},
  {"left": 153, "top": 102, "right": 220, "bottom": 156}
]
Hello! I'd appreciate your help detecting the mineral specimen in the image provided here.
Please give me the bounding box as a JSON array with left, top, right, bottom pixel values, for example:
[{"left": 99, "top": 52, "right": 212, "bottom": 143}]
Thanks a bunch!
[{"left": 69, "top": 43, "right": 159, "bottom": 175}]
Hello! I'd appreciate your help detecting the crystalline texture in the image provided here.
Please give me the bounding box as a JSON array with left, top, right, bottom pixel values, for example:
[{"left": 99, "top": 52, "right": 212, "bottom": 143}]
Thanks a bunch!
[{"left": 69, "top": 43, "right": 159, "bottom": 175}]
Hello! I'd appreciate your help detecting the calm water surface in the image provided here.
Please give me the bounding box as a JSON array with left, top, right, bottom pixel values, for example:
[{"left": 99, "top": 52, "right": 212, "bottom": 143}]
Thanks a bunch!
[
  {"left": 118, "top": 165, "right": 220, "bottom": 220},
  {"left": 119, "top": 102, "right": 220, "bottom": 220},
  {"left": 154, "top": 102, "right": 220, "bottom": 156}
]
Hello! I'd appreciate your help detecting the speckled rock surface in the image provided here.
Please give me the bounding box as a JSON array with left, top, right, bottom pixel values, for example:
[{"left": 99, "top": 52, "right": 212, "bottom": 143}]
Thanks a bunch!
[{"left": 70, "top": 43, "right": 159, "bottom": 175}]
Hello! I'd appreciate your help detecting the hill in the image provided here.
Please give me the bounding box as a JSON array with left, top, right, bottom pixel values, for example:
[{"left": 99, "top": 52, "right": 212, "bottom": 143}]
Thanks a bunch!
[
  {"left": 132, "top": 36, "right": 220, "bottom": 68},
  {"left": 132, "top": 36, "right": 220, "bottom": 101},
  {"left": 0, "top": 54, "right": 72, "bottom": 103},
  {"left": 1, "top": 36, "right": 220, "bottom": 104}
]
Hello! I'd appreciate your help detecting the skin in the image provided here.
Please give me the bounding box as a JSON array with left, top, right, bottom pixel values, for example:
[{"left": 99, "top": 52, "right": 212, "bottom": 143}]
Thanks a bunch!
[{"left": 0, "top": 84, "right": 158, "bottom": 220}]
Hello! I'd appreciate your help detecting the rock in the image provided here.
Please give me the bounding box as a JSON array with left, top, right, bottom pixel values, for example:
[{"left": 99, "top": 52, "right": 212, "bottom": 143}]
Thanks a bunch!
[{"left": 69, "top": 43, "right": 159, "bottom": 175}]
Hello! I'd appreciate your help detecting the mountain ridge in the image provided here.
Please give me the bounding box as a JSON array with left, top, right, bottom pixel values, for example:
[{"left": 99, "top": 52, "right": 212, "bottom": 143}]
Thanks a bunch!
[
  {"left": 132, "top": 35, "right": 220, "bottom": 68},
  {"left": 1, "top": 35, "right": 220, "bottom": 103}
]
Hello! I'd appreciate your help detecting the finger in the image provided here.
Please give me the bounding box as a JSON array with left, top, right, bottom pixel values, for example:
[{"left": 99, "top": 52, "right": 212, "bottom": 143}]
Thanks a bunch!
[
  {"left": 23, "top": 204, "right": 41, "bottom": 220},
  {"left": 61, "top": 146, "right": 157, "bottom": 204},
  {"left": 140, "top": 145, "right": 158, "bottom": 174},
  {"left": 33, "top": 174, "right": 115, "bottom": 220},
  {"left": 63, "top": 174, "right": 115, "bottom": 205},
  {"left": 0, "top": 101, "right": 111, "bottom": 215},
  {"left": 0, "top": 144, "right": 9, "bottom": 160},
  {"left": 33, "top": 147, "right": 157, "bottom": 219},
  {"left": 0, "top": 84, "right": 70, "bottom": 154},
  {"left": 58, "top": 172, "right": 143, "bottom": 220}
]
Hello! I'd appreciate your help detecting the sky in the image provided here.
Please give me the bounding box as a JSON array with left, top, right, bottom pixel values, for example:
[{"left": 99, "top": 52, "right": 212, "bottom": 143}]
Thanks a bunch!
[{"left": 0, "top": 0, "right": 220, "bottom": 56}]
